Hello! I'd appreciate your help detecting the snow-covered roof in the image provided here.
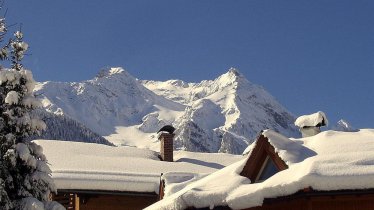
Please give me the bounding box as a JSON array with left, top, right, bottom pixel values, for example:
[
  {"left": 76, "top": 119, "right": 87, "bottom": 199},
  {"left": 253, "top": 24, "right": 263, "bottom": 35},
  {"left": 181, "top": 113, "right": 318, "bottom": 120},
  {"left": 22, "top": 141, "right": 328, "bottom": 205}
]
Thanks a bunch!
[
  {"left": 146, "top": 129, "right": 374, "bottom": 210},
  {"left": 33, "top": 140, "right": 243, "bottom": 194},
  {"left": 294, "top": 111, "right": 328, "bottom": 128}
]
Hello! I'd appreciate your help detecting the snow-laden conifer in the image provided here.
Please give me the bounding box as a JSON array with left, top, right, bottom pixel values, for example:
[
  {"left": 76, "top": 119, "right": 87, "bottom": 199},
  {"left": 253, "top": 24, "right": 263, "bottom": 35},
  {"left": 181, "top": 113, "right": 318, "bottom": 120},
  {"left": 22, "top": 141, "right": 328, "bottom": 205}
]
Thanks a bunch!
[{"left": 0, "top": 20, "right": 64, "bottom": 210}]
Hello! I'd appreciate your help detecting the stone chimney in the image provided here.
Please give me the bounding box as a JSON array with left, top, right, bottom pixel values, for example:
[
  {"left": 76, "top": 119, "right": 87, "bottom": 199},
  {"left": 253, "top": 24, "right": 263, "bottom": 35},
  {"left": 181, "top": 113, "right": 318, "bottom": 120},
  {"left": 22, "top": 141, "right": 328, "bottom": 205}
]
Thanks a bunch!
[
  {"left": 299, "top": 126, "right": 321, "bottom": 138},
  {"left": 159, "top": 133, "right": 174, "bottom": 162},
  {"left": 157, "top": 125, "right": 176, "bottom": 162}
]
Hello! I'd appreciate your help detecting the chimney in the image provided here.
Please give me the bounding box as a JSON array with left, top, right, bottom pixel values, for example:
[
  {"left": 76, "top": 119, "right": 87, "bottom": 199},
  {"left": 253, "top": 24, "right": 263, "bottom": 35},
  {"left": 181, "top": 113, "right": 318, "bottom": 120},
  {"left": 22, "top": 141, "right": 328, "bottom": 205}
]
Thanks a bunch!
[
  {"left": 299, "top": 126, "right": 321, "bottom": 138},
  {"left": 157, "top": 125, "right": 176, "bottom": 162},
  {"left": 159, "top": 133, "right": 174, "bottom": 162},
  {"left": 295, "top": 111, "right": 328, "bottom": 138}
]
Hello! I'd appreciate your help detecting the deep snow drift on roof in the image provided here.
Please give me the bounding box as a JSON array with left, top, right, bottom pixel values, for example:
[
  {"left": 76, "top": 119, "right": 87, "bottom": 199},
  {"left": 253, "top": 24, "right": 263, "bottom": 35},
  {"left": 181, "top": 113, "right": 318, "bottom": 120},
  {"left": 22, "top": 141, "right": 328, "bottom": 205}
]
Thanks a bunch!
[
  {"left": 34, "top": 140, "right": 243, "bottom": 193},
  {"left": 146, "top": 129, "right": 374, "bottom": 210}
]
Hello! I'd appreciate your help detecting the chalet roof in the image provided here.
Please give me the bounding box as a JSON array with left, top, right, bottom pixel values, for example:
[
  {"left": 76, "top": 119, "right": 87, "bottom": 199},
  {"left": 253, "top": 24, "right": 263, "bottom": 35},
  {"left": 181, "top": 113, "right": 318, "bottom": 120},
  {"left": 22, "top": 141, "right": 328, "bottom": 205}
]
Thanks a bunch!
[
  {"left": 146, "top": 129, "right": 374, "bottom": 210},
  {"left": 34, "top": 140, "right": 243, "bottom": 194}
]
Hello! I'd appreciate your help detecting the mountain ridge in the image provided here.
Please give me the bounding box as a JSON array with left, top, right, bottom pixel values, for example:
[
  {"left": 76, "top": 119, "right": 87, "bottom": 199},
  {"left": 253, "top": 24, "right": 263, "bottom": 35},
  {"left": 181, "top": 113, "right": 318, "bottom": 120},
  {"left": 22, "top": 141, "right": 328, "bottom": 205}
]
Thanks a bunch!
[{"left": 35, "top": 67, "right": 299, "bottom": 154}]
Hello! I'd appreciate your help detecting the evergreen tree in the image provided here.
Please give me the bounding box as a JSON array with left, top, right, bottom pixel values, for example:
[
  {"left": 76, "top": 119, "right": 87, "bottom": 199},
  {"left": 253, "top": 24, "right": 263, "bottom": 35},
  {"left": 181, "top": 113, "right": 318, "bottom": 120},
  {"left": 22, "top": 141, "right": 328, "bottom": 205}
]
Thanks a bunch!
[{"left": 0, "top": 9, "right": 64, "bottom": 210}]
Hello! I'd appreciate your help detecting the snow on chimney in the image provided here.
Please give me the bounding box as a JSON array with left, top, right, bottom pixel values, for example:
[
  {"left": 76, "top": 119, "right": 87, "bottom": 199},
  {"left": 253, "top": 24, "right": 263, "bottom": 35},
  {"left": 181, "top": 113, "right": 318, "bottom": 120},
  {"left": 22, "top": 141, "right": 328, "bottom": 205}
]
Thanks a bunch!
[
  {"left": 157, "top": 125, "right": 176, "bottom": 162},
  {"left": 295, "top": 111, "right": 328, "bottom": 138}
]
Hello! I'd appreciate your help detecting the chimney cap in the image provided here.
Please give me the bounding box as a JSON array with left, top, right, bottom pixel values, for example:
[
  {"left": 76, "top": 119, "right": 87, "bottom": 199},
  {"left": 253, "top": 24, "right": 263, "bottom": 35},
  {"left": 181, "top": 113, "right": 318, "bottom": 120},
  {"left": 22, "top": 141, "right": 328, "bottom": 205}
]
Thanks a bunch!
[
  {"left": 295, "top": 111, "right": 328, "bottom": 128},
  {"left": 157, "top": 125, "right": 176, "bottom": 134}
]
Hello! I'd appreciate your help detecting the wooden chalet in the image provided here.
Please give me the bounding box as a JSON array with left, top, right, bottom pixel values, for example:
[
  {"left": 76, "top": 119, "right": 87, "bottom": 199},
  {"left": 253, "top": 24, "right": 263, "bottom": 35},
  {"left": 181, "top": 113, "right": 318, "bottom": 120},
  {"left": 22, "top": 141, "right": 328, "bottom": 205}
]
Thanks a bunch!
[
  {"left": 150, "top": 129, "right": 374, "bottom": 210},
  {"left": 238, "top": 132, "right": 374, "bottom": 210},
  {"left": 36, "top": 130, "right": 243, "bottom": 210},
  {"left": 237, "top": 132, "right": 374, "bottom": 210}
]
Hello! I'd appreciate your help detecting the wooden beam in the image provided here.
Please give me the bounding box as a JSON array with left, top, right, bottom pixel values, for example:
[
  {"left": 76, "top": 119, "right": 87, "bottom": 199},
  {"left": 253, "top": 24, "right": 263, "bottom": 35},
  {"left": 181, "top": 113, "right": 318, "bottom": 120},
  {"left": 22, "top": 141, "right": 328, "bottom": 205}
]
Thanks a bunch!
[{"left": 74, "top": 194, "right": 79, "bottom": 210}]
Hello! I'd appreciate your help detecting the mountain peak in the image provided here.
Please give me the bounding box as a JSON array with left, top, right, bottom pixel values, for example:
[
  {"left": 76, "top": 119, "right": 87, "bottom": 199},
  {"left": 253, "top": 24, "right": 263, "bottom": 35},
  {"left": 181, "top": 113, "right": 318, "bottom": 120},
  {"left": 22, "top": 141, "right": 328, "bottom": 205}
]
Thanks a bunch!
[
  {"left": 221, "top": 67, "right": 245, "bottom": 79},
  {"left": 214, "top": 67, "right": 247, "bottom": 87},
  {"left": 333, "top": 119, "right": 358, "bottom": 132},
  {"left": 228, "top": 67, "right": 241, "bottom": 76},
  {"left": 96, "top": 67, "right": 127, "bottom": 78}
]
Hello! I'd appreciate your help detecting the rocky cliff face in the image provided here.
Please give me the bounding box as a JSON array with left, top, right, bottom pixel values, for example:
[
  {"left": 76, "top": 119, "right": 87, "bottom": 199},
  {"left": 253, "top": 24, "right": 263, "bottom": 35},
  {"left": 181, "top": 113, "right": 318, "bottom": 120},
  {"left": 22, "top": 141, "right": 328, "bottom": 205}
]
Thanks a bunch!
[{"left": 35, "top": 67, "right": 299, "bottom": 154}]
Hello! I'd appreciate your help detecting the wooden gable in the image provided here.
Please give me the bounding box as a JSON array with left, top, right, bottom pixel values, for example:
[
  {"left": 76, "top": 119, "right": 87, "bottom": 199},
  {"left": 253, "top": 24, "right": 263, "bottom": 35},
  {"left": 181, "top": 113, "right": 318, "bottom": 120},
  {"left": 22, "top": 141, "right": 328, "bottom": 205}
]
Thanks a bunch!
[{"left": 240, "top": 133, "right": 288, "bottom": 182}]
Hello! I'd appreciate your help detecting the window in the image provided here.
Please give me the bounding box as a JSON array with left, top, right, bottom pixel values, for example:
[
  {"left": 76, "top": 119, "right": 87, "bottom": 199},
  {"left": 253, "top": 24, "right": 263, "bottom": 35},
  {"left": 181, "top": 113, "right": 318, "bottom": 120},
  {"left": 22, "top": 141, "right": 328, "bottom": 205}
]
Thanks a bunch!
[{"left": 255, "top": 156, "right": 279, "bottom": 183}]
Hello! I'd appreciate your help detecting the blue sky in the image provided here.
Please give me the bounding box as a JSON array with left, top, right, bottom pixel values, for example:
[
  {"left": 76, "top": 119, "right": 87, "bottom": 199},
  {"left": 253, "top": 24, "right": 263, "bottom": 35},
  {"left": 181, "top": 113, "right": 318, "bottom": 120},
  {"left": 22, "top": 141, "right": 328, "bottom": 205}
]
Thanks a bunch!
[{"left": 5, "top": 0, "right": 374, "bottom": 128}]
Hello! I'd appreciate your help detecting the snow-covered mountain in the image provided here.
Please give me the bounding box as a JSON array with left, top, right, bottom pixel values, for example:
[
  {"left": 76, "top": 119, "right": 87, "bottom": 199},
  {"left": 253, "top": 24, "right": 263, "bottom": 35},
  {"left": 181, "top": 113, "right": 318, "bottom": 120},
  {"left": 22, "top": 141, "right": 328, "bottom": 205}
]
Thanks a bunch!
[
  {"left": 332, "top": 119, "right": 358, "bottom": 132},
  {"left": 34, "top": 67, "right": 299, "bottom": 154}
]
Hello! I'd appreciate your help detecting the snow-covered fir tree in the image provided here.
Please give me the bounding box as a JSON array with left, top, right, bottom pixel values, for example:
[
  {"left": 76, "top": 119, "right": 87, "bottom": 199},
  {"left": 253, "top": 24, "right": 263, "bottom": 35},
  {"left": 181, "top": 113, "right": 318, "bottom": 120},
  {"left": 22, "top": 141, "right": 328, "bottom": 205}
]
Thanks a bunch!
[{"left": 0, "top": 15, "right": 64, "bottom": 210}]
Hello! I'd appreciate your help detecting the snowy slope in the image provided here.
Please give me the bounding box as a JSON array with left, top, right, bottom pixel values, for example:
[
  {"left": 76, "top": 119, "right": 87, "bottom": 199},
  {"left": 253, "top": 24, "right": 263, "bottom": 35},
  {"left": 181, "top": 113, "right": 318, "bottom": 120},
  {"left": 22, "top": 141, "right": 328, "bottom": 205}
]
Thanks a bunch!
[
  {"left": 35, "top": 67, "right": 299, "bottom": 154},
  {"left": 144, "top": 68, "right": 299, "bottom": 153},
  {"left": 34, "top": 67, "right": 185, "bottom": 151}
]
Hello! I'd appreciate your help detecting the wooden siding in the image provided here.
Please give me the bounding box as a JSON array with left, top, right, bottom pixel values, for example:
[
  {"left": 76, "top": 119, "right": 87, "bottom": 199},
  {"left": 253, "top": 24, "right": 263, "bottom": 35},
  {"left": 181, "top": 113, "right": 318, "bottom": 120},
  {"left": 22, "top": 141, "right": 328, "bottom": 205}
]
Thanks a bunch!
[
  {"left": 78, "top": 193, "right": 158, "bottom": 210},
  {"left": 54, "top": 190, "right": 158, "bottom": 210},
  {"left": 244, "top": 191, "right": 374, "bottom": 210},
  {"left": 187, "top": 190, "right": 374, "bottom": 210},
  {"left": 52, "top": 193, "right": 76, "bottom": 210}
]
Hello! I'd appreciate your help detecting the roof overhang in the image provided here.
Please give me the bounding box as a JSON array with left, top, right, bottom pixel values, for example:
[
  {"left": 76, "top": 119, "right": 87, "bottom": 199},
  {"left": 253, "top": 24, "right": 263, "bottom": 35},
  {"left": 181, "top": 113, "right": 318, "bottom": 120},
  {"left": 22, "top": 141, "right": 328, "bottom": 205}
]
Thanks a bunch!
[{"left": 57, "top": 189, "right": 158, "bottom": 197}]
